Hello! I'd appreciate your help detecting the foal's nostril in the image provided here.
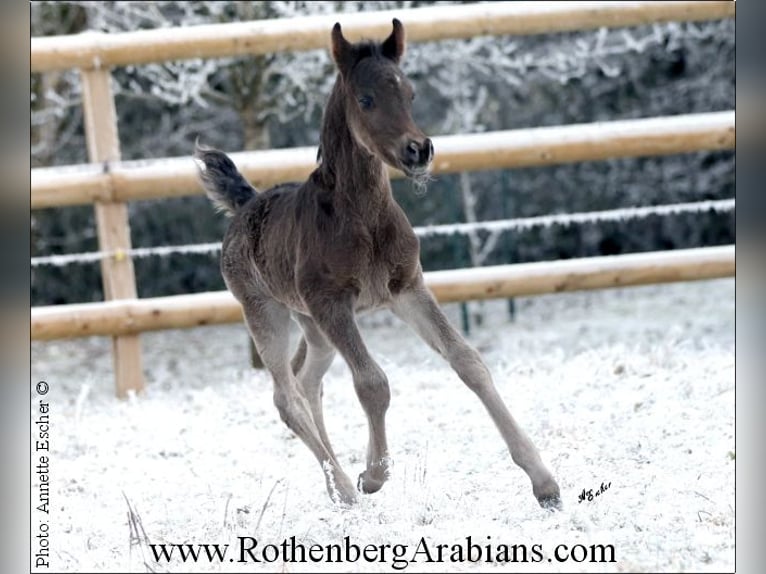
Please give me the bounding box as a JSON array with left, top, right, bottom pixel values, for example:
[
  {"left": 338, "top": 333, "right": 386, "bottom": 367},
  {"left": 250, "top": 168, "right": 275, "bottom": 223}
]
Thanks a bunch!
[
  {"left": 416, "top": 138, "right": 433, "bottom": 165},
  {"left": 406, "top": 141, "right": 420, "bottom": 164},
  {"left": 406, "top": 139, "right": 433, "bottom": 167}
]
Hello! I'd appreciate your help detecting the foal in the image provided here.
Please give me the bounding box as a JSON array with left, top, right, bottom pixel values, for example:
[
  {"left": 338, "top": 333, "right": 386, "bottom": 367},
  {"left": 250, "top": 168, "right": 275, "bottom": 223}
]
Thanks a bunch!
[{"left": 195, "top": 19, "right": 561, "bottom": 509}]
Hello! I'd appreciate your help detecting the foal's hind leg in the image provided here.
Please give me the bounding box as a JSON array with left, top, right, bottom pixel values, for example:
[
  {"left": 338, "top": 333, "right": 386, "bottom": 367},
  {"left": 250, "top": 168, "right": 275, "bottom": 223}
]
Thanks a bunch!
[
  {"left": 240, "top": 296, "right": 357, "bottom": 504},
  {"left": 292, "top": 314, "right": 339, "bottom": 460},
  {"left": 303, "top": 292, "right": 391, "bottom": 494},
  {"left": 392, "top": 283, "right": 561, "bottom": 509}
]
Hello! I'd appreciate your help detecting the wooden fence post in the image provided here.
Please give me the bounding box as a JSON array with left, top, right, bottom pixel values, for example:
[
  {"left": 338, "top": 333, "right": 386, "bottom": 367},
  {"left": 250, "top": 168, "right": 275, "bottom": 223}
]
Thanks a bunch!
[{"left": 80, "top": 67, "right": 145, "bottom": 397}]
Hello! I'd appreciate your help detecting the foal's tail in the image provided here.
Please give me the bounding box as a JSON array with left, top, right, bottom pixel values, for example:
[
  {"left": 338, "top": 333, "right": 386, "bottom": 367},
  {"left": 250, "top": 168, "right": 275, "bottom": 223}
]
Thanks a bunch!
[{"left": 193, "top": 140, "right": 257, "bottom": 216}]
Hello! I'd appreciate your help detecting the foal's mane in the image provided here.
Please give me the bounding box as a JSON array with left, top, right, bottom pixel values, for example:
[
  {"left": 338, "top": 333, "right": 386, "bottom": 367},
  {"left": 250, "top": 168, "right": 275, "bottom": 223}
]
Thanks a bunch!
[{"left": 351, "top": 41, "right": 386, "bottom": 61}]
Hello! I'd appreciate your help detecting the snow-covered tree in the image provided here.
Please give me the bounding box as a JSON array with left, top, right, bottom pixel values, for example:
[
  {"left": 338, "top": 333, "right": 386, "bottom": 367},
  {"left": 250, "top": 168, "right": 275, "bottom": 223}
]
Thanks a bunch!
[{"left": 401, "top": 17, "right": 733, "bottom": 327}]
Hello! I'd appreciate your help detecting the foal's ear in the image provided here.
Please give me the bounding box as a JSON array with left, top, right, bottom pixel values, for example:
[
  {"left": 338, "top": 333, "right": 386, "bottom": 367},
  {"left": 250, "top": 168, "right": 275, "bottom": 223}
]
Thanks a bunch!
[
  {"left": 331, "top": 22, "right": 354, "bottom": 75},
  {"left": 381, "top": 18, "right": 405, "bottom": 63}
]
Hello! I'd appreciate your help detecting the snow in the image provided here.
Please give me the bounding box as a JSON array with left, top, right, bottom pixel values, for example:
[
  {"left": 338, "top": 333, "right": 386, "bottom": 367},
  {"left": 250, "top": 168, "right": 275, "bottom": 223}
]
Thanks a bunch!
[{"left": 30, "top": 279, "right": 734, "bottom": 572}]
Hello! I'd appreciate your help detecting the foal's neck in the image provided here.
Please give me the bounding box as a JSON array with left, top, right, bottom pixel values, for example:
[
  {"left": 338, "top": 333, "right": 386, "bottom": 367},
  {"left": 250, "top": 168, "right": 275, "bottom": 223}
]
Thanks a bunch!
[{"left": 315, "top": 78, "right": 392, "bottom": 222}]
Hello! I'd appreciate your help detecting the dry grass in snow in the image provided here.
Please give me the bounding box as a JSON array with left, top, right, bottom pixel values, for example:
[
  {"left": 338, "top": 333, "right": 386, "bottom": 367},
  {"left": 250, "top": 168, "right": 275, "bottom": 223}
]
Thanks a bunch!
[{"left": 30, "top": 279, "right": 735, "bottom": 572}]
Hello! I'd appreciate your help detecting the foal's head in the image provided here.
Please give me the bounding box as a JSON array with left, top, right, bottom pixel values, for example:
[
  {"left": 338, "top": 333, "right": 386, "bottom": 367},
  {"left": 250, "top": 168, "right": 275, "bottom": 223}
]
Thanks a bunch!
[{"left": 331, "top": 19, "right": 433, "bottom": 179}]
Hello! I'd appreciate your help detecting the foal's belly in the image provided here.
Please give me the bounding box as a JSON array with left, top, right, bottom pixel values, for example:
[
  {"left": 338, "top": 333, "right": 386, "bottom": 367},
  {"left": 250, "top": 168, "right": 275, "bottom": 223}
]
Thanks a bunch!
[{"left": 273, "top": 265, "right": 395, "bottom": 315}]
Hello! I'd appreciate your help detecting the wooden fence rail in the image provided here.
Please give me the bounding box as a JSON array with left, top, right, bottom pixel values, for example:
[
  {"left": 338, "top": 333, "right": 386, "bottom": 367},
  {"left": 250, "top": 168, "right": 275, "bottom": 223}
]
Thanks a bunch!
[
  {"left": 31, "top": 245, "right": 734, "bottom": 341},
  {"left": 31, "top": 1, "right": 735, "bottom": 73},
  {"left": 31, "top": 111, "right": 735, "bottom": 209}
]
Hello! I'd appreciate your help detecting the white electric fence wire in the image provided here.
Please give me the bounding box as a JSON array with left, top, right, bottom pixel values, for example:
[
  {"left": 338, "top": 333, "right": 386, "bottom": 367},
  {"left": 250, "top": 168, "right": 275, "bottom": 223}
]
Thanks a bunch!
[{"left": 31, "top": 198, "right": 734, "bottom": 268}]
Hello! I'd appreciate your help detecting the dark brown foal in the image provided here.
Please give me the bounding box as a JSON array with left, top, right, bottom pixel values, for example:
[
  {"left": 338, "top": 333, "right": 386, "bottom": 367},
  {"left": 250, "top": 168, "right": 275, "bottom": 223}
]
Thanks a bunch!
[{"left": 195, "top": 19, "right": 561, "bottom": 509}]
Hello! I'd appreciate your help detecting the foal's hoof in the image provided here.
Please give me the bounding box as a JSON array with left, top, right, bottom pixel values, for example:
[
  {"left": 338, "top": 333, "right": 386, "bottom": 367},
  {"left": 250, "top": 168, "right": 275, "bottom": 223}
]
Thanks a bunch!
[
  {"left": 335, "top": 489, "right": 359, "bottom": 506},
  {"left": 357, "top": 470, "right": 386, "bottom": 494},
  {"left": 329, "top": 487, "right": 358, "bottom": 506},
  {"left": 538, "top": 494, "right": 563, "bottom": 511},
  {"left": 534, "top": 480, "right": 562, "bottom": 511},
  {"left": 326, "top": 474, "right": 358, "bottom": 505}
]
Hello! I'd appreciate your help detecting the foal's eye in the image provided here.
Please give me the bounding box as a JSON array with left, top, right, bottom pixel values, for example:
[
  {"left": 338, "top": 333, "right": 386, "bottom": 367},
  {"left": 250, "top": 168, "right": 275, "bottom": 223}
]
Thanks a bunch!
[{"left": 358, "top": 95, "right": 374, "bottom": 110}]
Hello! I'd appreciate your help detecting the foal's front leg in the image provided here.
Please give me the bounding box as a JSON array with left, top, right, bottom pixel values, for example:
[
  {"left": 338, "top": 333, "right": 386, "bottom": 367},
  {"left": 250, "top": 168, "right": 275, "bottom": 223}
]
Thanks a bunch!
[
  {"left": 392, "top": 282, "right": 562, "bottom": 509},
  {"left": 304, "top": 291, "right": 392, "bottom": 494}
]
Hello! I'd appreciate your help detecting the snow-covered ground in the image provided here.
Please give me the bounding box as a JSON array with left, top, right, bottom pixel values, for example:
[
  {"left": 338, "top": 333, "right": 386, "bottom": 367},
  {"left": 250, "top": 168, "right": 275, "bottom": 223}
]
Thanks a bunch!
[{"left": 31, "top": 279, "right": 735, "bottom": 573}]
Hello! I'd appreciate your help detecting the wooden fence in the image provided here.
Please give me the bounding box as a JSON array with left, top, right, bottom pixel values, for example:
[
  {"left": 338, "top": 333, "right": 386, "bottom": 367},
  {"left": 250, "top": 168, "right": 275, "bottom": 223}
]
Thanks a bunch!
[
  {"left": 30, "top": 1, "right": 736, "bottom": 397},
  {"left": 31, "top": 111, "right": 734, "bottom": 208},
  {"left": 31, "top": 1, "right": 735, "bottom": 72},
  {"left": 32, "top": 245, "right": 734, "bottom": 340}
]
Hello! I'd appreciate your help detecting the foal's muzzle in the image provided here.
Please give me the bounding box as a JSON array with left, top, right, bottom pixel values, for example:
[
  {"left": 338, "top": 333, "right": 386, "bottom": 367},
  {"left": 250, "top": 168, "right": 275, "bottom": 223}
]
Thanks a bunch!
[{"left": 403, "top": 138, "right": 434, "bottom": 170}]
